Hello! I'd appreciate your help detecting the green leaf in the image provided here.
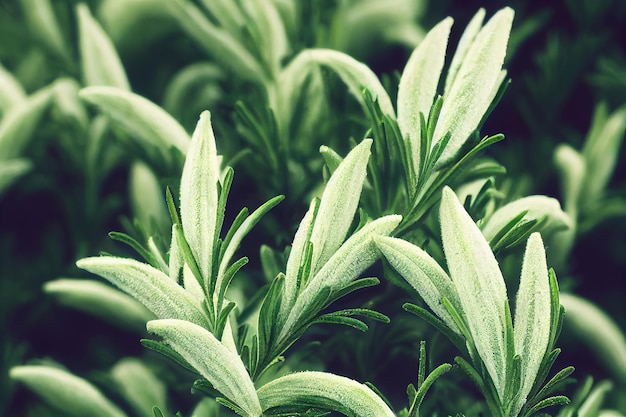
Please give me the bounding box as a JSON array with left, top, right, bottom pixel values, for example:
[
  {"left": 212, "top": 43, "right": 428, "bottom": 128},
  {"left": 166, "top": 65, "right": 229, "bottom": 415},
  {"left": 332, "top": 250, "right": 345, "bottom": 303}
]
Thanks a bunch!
[
  {"left": 10, "top": 365, "right": 126, "bottom": 417},
  {"left": 0, "top": 158, "right": 31, "bottom": 195},
  {"left": 513, "top": 233, "right": 552, "bottom": 412},
  {"left": 79, "top": 86, "right": 190, "bottom": 155},
  {"left": 0, "top": 61, "right": 27, "bottom": 113},
  {"left": 77, "top": 3, "right": 130, "bottom": 90},
  {"left": 76, "top": 257, "right": 209, "bottom": 327},
  {"left": 20, "top": 0, "right": 68, "bottom": 61},
  {"left": 309, "top": 139, "right": 373, "bottom": 274},
  {"left": 44, "top": 279, "right": 155, "bottom": 332},
  {"left": 434, "top": 7, "right": 514, "bottom": 166},
  {"left": 147, "top": 319, "right": 262, "bottom": 417},
  {"left": 257, "top": 371, "right": 396, "bottom": 417},
  {"left": 0, "top": 86, "right": 53, "bottom": 159},
  {"left": 111, "top": 358, "right": 167, "bottom": 417},
  {"left": 440, "top": 186, "right": 507, "bottom": 398},
  {"left": 180, "top": 110, "right": 221, "bottom": 283},
  {"left": 298, "top": 49, "right": 394, "bottom": 117},
  {"left": 129, "top": 160, "right": 169, "bottom": 236},
  {"left": 374, "top": 235, "right": 463, "bottom": 334},
  {"left": 560, "top": 293, "right": 626, "bottom": 385},
  {"left": 481, "top": 196, "right": 572, "bottom": 244},
  {"left": 443, "top": 8, "right": 485, "bottom": 93},
  {"left": 397, "top": 17, "right": 453, "bottom": 178}
]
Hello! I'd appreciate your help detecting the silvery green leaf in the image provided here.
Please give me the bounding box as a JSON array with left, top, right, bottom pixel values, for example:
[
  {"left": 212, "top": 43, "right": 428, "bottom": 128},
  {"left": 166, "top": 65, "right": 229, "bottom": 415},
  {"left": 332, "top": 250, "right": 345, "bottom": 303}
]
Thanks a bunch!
[
  {"left": 0, "top": 158, "right": 31, "bottom": 195},
  {"left": 190, "top": 398, "right": 223, "bottom": 417},
  {"left": 180, "top": 111, "right": 220, "bottom": 283},
  {"left": 433, "top": 7, "right": 513, "bottom": 166},
  {"left": 77, "top": 3, "right": 130, "bottom": 90},
  {"left": 197, "top": 0, "right": 244, "bottom": 34},
  {"left": 397, "top": 17, "right": 452, "bottom": 177},
  {"left": 0, "top": 62, "right": 26, "bottom": 113},
  {"left": 76, "top": 257, "right": 209, "bottom": 327},
  {"left": 52, "top": 78, "right": 89, "bottom": 130},
  {"left": 440, "top": 186, "right": 507, "bottom": 397},
  {"left": 578, "top": 380, "right": 614, "bottom": 417},
  {"left": 512, "top": 233, "right": 551, "bottom": 414},
  {"left": 309, "top": 139, "right": 372, "bottom": 274},
  {"left": 44, "top": 279, "right": 155, "bottom": 332},
  {"left": 443, "top": 8, "right": 485, "bottom": 94},
  {"left": 582, "top": 104, "right": 626, "bottom": 203},
  {"left": 0, "top": 86, "right": 53, "bottom": 159},
  {"left": 481, "top": 195, "right": 572, "bottom": 243},
  {"left": 300, "top": 49, "right": 394, "bottom": 117},
  {"left": 167, "top": 0, "right": 266, "bottom": 84},
  {"left": 79, "top": 86, "right": 190, "bottom": 155},
  {"left": 111, "top": 358, "right": 167, "bottom": 417},
  {"left": 20, "top": 0, "right": 68, "bottom": 61},
  {"left": 10, "top": 365, "right": 126, "bottom": 417},
  {"left": 147, "top": 319, "right": 262, "bottom": 417},
  {"left": 374, "top": 235, "right": 463, "bottom": 334},
  {"left": 561, "top": 293, "right": 626, "bottom": 385},
  {"left": 257, "top": 371, "right": 396, "bottom": 417},
  {"left": 130, "top": 161, "right": 169, "bottom": 235},
  {"left": 97, "top": 0, "right": 173, "bottom": 46},
  {"left": 169, "top": 225, "right": 183, "bottom": 281},
  {"left": 278, "top": 215, "right": 402, "bottom": 342},
  {"left": 554, "top": 144, "right": 585, "bottom": 218},
  {"left": 184, "top": 263, "right": 205, "bottom": 302}
]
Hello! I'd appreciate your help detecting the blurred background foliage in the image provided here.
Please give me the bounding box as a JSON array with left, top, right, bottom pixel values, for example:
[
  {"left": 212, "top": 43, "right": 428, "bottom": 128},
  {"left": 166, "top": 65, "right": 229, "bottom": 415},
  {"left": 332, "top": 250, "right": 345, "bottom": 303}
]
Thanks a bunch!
[{"left": 1, "top": 0, "right": 625, "bottom": 415}]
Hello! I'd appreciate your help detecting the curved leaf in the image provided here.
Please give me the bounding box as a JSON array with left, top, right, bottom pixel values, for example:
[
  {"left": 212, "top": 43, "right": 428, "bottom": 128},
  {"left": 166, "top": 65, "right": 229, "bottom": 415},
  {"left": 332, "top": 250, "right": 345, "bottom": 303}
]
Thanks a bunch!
[
  {"left": 111, "top": 358, "right": 167, "bottom": 417},
  {"left": 10, "top": 365, "right": 126, "bottom": 417},
  {"left": 257, "top": 371, "right": 396, "bottom": 417},
  {"left": 147, "top": 319, "right": 262, "bottom": 417}
]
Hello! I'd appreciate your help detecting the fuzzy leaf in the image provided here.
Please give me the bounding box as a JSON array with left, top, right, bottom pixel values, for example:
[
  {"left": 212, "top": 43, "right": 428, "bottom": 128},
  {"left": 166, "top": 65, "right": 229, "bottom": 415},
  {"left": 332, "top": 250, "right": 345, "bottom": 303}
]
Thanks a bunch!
[
  {"left": 111, "top": 358, "right": 167, "bottom": 417},
  {"left": 257, "top": 371, "right": 396, "bottom": 417},
  {"left": 147, "top": 319, "right": 262, "bottom": 417},
  {"left": 0, "top": 62, "right": 27, "bottom": 112},
  {"left": 374, "top": 235, "right": 463, "bottom": 334},
  {"left": 481, "top": 195, "right": 572, "bottom": 243},
  {"left": 130, "top": 161, "right": 169, "bottom": 235},
  {"left": 44, "top": 279, "right": 156, "bottom": 331},
  {"left": 397, "top": 17, "right": 453, "bottom": 177},
  {"left": 300, "top": 49, "right": 394, "bottom": 117},
  {"left": 79, "top": 86, "right": 190, "bottom": 155},
  {"left": 180, "top": 111, "right": 220, "bottom": 282},
  {"left": 309, "top": 139, "right": 372, "bottom": 274},
  {"left": 513, "top": 233, "right": 552, "bottom": 414},
  {"left": 77, "top": 3, "right": 130, "bottom": 90},
  {"left": 76, "top": 257, "right": 209, "bottom": 327},
  {"left": 10, "top": 365, "right": 126, "bottom": 417},
  {"left": 560, "top": 293, "right": 626, "bottom": 385},
  {"left": 440, "top": 186, "right": 507, "bottom": 397},
  {"left": 278, "top": 215, "right": 402, "bottom": 342},
  {"left": 433, "top": 7, "right": 514, "bottom": 166}
]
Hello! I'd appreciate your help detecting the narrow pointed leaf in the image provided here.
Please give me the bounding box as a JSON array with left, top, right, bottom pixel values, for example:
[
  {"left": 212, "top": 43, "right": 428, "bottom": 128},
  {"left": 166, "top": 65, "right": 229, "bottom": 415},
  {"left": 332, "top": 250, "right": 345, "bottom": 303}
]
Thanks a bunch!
[
  {"left": 374, "top": 235, "right": 462, "bottom": 334},
  {"left": 111, "top": 358, "right": 167, "bottom": 417},
  {"left": 44, "top": 279, "right": 155, "bottom": 331},
  {"left": 10, "top": 365, "right": 126, "bottom": 417},
  {"left": 20, "top": 0, "right": 68, "bottom": 61},
  {"left": 440, "top": 186, "right": 507, "bottom": 397},
  {"left": 0, "top": 62, "right": 26, "bottom": 112},
  {"left": 77, "top": 3, "right": 130, "bottom": 90},
  {"left": 180, "top": 111, "right": 220, "bottom": 282},
  {"left": 514, "top": 233, "right": 552, "bottom": 406},
  {"left": 434, "top": 7, "right": 514, "bottom": 166},
  {"left": 309, "top": 139, "right": 372, "bottom": 273},
  {"left": 79, "top": 86, "right": 190, "bottom": 154},
  {"left": 257, "top": 371, "right": 396, "bottom": 417},
  {"left": 147, "top": 319, "right": 262, "bottom": 417},
  {"left": 397, "top": 17, "right": 453, "bottom": 177},
  {"left": 76, "top": 257, "right": 209, "bottom": 327},
  {"left": 0, "top": 159, "right": 31, "bottom": 194}
]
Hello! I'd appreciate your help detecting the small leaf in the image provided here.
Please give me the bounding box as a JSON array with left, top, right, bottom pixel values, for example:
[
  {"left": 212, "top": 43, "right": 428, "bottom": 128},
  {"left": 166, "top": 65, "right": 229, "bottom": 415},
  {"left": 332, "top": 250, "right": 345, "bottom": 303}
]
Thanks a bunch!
[
  {"left": 433, "top": 7, "right": 514, "bottom": 166},
  {"left": 147, "top": 319, "right": 262, "bottom": 417},
  {"left": 180, "top": 111, "right": 220, "bottom": 283},
  {"left": 440, "top": 186, "right": 507, "bottom": 397},
  {"left": 129, "top": 161, "right": 169, "bottom": 236},
  {"left": 111, "top": 358, "right": 167, "bottom": 417},
  {"left": 0, "top": 61, "right": 27, "bottom": 112},
  {"left": 20, "top": 0, "right": 68, "bottom": 61},
  {"left": 374, "top": 235, "right": 463, "bottom": 334},
  {"left": 76, "top": 257, "right": 209, "bottom": 327},
  {"left": 77, "top": 3, "right": 130, "bottom": 90},
  {"left": 257, "top": 371, "right": 396, "bottom": 417},
  {"left": 397, "top": 17, "right": 453, "bottom": 177},
  {"left": 79, "top": 86, "right": 190, "bottom": 155},
  {"left": 309, "top": 139, "right": 373, "bottom": 274},
  {"left": 513, "top": 233, "right": 552, "bottom": 411},
  {"left": 10, "top": 365, "right": 126, "bottom": 417},
  {"left": 44, "top": 279, "right": 155, "bottom": 332},
  {"left": 0, "top": 158, "right": 32, "bottom": 195}
]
